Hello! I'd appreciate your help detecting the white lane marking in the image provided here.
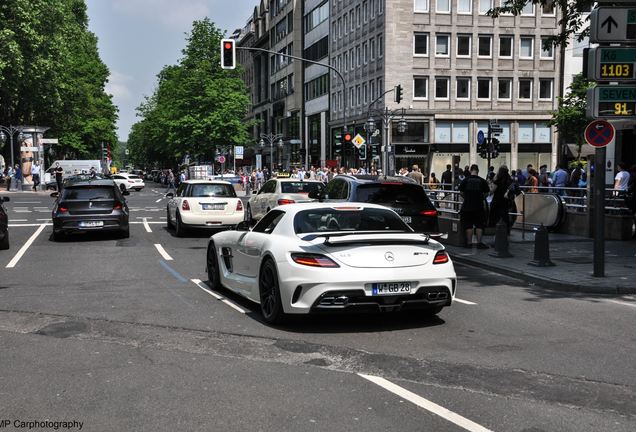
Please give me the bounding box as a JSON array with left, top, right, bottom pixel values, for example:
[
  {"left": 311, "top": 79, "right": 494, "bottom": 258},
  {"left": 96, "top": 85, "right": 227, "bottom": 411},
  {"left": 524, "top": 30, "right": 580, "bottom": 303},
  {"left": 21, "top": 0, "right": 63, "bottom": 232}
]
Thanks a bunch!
[
  {"left": 13, "top": 210, "right": 31, "bottom": 213},
  {"left": 6, "top": 224, "right": 47, "bottom": 269},
  {"left": 11, "top": 219, "right": 28, "bottom": 222},
  {"left": 604, "top": 299, "right": 636, "bottom": 309},
  {"left": 142, "top": 218, "right": 152, "bottom": 233},
  {"left": 9, "top": 223, "right": 52, "bottom": 227},
  {"left": 15, "top": 201, "right": 41, "bottom": 204},
  {"left": 154, "top": 244, "right": 173, "bottom": 261},
  {"left": 155, "top": 198, "right": 163, "bottom": 203},
  {"left": 191, "top": 279, "right": 247, "bottom": 314},
  {"left": 358, "top": 374, "right": 493, "bottom": 432},
  {"left": 37, "top": 218, "right": 51, "bottom": 221},
  {"left": 130, "top": 221, "right": 164, "bottom": 224},
  {"left": 454, "top": 298, "right": 477, "bottom": 305}
]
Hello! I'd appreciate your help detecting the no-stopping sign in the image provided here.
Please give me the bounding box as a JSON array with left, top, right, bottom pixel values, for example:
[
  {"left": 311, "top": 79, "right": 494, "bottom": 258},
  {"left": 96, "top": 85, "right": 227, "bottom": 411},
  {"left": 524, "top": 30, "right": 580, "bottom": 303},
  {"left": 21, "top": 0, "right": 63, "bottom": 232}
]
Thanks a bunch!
[{"left": 584, "top": 120, "right": 615, "bottom": 148}]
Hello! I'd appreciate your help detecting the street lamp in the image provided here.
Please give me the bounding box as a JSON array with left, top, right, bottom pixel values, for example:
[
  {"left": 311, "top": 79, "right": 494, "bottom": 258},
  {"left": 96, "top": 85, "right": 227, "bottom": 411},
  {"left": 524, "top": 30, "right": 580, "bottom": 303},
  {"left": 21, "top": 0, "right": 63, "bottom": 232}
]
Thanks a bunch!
[
  {"left": 0, "top": 125, "right": 25, "bottom": 173},
  {"left": 259, "top": 133, "right": 284, "bottom": 173},
  {"left": 365, "top": 107, "right": 408, "bottom": 175}
]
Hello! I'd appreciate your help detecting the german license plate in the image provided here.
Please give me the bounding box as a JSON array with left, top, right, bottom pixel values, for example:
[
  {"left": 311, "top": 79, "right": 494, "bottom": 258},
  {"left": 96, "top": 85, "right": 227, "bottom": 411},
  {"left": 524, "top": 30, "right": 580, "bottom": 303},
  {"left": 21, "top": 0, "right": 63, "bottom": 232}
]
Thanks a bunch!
[
  {"left": 401, "top": 216, "right": 412, "bottom": 224},
  {"left": 202, "top": 203, "right": 225, "bottom": 210},
  {"left": 79, "top": 221, "right": 103, "bottom": 228},
  {"left": 372, "top": 282, "right": 411, "bottom": 295}
]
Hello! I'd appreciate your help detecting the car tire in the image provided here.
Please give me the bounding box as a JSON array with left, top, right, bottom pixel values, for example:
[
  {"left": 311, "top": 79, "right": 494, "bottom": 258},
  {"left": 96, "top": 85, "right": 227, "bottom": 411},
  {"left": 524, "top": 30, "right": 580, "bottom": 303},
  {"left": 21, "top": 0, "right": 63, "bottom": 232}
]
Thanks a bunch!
[
  {"left": 175, "top": 212, "right": 186, "bottom": 237},
  {"left": 0, "top": 232, "right": 9, "bottom": 250},
  {"left": 424, "top": 306, "right": 444, "bottom": 316},
  {"left": 119, "top": 227, "right": 130, "bottom": 239},
  {"left": 206, "top": 243, "right": 221, "bottom": 290},
  {"left": 246, "top": 204, "right": 254, "bottom": 225},
  {"left": 52, "top": 230, "right": 65, "bottom": 242},
  {"left": 119, "top": 184, "right": 126, "bottom": 194},
  {"left": 166, "top": 207, "right": 172, "bottom": 229},
  {"left": 258, "top": 258, "right": 286, "bottom": 325}
]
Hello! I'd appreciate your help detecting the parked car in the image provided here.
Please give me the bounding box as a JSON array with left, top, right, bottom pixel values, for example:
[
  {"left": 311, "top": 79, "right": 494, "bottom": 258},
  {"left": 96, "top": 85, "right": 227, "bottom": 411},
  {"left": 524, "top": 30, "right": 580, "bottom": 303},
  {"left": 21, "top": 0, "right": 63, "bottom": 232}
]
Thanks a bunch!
[
  {"left": 311, "top": 175, "right": 439, "bottom": 233},
  {"left": 166, "top": 180, "right": 244, "bottom": 236},
  {"left": 246, "top": 178, "right": 324, "bottom": 223},
  {"left": 112, "top": 173, "right": 145, "bottom": 192},
  {"left": 0, "top": 196, "right": 10, "bottom": 249},
  {"left": 205, "top": 203, "right": 456, "bottom": 324},
  {"left": 51, "top": 179, "right": 130, "bottom": 241}
]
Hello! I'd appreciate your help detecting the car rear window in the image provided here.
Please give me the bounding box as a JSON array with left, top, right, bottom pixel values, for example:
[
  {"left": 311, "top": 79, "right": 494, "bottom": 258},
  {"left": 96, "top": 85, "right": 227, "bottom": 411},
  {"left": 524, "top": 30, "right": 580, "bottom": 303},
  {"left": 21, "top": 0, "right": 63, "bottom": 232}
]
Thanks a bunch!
[
  {"left": 190, "top": 184, "right": 237, "bottom": 198},
  {"left": 294, "top": 207, "right": 411, "bottom": 234},
  {"left": 128, "top": 175, "right": 140, "bottom": 179},
  {"left": 63, "top": 187, "right": 115, "bottom": 200},
  {"left": 281, "top": 182, "right": 322, "bottom": 194},
  {"left": 356, "top": 183, "right": 433, "bottom": 207}
]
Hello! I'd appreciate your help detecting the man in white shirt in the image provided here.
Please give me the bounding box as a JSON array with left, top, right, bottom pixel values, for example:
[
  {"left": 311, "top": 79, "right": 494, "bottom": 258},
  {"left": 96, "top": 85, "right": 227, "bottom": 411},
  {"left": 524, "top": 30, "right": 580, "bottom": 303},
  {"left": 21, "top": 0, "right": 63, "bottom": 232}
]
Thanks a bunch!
[
  {"left": 31, "top": 161, "right": 41, "bottom": 191},
  {"left": 614, "top": 163, "right": 630, "bottom": 195}
]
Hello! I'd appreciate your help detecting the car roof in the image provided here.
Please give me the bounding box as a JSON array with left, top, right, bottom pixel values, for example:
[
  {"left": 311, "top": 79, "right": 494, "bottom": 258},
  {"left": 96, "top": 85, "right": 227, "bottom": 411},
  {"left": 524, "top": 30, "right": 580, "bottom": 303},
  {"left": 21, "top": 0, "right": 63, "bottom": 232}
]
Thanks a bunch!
[
  {"left": 335, "top": 174, "right": 417, "bottom": 184},
  {"left": 183, "top": 180, "right": 232, "bottom": 185},
  {"left": 277, "top": 178, "right": 323, "bottom": 183},
  {"left": 64, "top": 179, "right": 117, "bottom": 187}
]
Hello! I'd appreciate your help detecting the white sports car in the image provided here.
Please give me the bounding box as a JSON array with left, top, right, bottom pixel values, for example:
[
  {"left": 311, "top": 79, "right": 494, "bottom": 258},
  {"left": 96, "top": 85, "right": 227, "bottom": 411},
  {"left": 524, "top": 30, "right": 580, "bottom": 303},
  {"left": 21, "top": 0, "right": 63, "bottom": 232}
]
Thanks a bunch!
[{"left": 205, "top": 203, "right": 456, "bottom": 324}]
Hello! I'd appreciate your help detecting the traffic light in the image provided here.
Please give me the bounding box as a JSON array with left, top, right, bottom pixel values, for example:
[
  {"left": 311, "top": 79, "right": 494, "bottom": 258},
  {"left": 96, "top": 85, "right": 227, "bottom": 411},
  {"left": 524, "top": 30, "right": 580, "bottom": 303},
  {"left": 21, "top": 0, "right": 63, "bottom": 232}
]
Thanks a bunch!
[
  {"left": 343, "top": 132, "right": 353, "bottom": 145},
  {"left": 492, "top": 138, "right": 500, "bottom": 159},
  {"left": 334, "top": 132, "right": 342, "bottom": 155},
  {"left": 359, "top": 144, "right": 367, "bottom": 160},
  {"left": 370, "top": 143, "right": 379, "bottom": 158},
  {"left": 394, "top": 84, "right": 403, "bottom": 104},
  {"left": 102, "top": 147, "right": 108, "bottom": 159},
  {"left": 221, "top": 39, "right": 236, "bottom": 70}
]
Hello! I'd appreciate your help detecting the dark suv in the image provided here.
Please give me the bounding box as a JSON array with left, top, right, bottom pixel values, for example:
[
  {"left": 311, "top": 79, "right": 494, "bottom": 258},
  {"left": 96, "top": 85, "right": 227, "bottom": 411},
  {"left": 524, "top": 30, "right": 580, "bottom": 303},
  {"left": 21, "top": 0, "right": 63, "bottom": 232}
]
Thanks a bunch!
[{"left": 312, "top": 175, "right": 439, "bottom": 233}]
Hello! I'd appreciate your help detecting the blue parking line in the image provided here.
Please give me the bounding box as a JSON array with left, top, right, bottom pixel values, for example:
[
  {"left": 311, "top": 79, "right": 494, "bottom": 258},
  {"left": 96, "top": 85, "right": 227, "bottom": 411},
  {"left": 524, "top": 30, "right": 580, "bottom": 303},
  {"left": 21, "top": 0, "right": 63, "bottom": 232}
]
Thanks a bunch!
[{"left": 159, "top": 260, "right": 188, "bottom": 283}]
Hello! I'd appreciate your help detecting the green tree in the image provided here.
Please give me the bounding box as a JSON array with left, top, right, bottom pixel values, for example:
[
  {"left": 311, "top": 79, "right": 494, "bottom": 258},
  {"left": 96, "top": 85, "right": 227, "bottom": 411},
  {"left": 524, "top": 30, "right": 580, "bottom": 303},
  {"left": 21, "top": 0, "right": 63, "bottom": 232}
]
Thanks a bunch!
[
  {"left": 128, "top": 19, "right": 252, "bottom": 168},
  {"left": 548, "top": 74, "right": 594, "bottom": 161}
]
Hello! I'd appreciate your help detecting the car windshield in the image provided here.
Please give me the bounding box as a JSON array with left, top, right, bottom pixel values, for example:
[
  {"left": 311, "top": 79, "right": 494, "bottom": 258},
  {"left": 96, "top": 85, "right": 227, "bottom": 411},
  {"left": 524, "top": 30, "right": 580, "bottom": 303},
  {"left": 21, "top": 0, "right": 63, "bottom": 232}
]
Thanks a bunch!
[
  {"left": 190, "top": 183, "right": 236, "bottom": 197},
  {"left": 63, "top": 187, "right": 115, "bottom": 200},
  {"left": 294, "top": 207, "right": 411, "bottom": 234},
  {"left": 281, "top": 182, "right": 322, "bottom": 194},
  {"left": 356, "top": 183, "right": 431, "bottom": 206}
]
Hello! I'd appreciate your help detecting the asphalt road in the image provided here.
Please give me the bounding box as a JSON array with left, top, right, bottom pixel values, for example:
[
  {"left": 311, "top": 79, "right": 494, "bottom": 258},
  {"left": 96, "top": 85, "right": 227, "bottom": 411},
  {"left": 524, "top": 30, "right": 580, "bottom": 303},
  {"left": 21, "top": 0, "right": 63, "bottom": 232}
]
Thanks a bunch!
[{"left": 1, "top": 185, "right": 635, "bottom": 432}]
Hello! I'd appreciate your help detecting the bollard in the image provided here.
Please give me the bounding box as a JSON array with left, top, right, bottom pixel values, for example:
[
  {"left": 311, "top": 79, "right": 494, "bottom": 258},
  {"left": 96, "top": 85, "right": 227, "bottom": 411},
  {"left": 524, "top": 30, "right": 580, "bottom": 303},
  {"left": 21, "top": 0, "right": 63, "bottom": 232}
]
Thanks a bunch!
[
  {"left": 528, "top": 224, "right": 555, "bottom": 267},
  {"left": 489, "top": 219, "right": 513, "bottom": 258}
]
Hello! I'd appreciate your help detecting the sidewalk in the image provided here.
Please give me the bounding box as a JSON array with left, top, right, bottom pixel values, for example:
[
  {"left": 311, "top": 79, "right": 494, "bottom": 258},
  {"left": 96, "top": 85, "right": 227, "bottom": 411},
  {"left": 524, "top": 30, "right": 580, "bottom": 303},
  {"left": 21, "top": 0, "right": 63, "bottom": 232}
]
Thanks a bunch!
[{"left": 443, "top": 230, "right": 636, "bottom": 294}]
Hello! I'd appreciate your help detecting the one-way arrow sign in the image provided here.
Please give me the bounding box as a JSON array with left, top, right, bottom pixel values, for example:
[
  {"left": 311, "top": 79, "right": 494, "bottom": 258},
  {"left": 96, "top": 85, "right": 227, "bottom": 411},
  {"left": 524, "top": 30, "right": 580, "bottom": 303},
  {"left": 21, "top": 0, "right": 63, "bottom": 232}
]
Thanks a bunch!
[
  {"left": 591, "top": 8, "right": 636, "bottom": 43},
  {"left": 602, "top": 16, "right": 618, "bottom": 33}
]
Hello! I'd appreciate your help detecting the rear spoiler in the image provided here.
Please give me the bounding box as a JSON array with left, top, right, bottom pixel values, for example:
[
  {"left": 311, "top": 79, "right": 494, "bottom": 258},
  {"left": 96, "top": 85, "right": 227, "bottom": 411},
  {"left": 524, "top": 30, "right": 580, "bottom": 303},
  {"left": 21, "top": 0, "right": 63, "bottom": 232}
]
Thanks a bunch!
[{"left": 301, "top": 231, "right": 435, "bottom": 246}]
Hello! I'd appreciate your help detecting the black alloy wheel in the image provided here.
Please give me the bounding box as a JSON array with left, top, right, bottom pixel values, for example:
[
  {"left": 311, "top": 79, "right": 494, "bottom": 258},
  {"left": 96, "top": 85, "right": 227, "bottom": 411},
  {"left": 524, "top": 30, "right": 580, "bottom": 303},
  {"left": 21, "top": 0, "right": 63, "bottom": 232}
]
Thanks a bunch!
[
  {"left": 52, "top": 230, "right": 65, "bottom": 242},
  {"left": 259, "top": 259, "right": 285, "bottom": 324},
  {"left": 0, "top": 232, "right": 9, "bottom": 250},
  {"left": 120, "top": 184, "right": 126, "bottom": 194},
  {"left": 166, "top": 207, "right": 172, "bottom": 228},
  {"left": 175, "top": 212, "right": 185, "bottom": 237},
  {"left": 207, "top": 243, "right": 221, "bottom": 290}
]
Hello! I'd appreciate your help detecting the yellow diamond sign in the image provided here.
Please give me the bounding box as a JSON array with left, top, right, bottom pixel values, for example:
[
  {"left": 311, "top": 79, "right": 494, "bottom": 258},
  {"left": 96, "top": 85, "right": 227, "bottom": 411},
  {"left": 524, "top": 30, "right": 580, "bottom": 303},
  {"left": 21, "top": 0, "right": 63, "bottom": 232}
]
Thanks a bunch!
[{"left": 352, "top": 133, "right": 366, "bottom": 149}]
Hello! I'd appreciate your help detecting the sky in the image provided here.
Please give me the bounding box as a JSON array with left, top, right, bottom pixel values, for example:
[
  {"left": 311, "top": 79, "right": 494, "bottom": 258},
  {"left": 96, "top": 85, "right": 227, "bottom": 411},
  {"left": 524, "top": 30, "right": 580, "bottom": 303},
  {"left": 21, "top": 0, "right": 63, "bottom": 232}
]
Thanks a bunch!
[{"left": 86, "top": 0, "right": 256, "bottom": 142}]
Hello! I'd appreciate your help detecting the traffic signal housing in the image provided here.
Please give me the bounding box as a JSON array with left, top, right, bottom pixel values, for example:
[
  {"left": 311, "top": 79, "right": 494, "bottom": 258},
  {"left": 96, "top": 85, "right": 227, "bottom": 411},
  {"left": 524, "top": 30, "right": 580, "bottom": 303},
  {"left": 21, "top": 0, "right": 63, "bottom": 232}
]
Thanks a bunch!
[
  {"left": 359, "top": 144, "right": 367, "bottom": 160},
  {"left": 394, "top": 85, "right": 403, "bottom": 104},
  {"left": 221, "top": 39, "right": 236, "bottom": 70},
  {"left": 343, "top": 132, "right": 353, "bottom": 145}
]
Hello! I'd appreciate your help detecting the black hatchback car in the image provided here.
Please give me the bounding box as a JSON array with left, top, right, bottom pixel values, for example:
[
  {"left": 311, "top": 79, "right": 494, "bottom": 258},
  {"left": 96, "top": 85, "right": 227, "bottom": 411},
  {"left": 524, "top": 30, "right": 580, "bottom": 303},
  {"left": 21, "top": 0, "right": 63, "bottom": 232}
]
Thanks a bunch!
[
  {"left": 311, "top": 175, "right": 439, "bottom": 233},
  {"left": 0, "top": 196, "right": 9, "bottom": 249},
  {"left": 51, "top": 179, "right": 130, "bottom": 241}
]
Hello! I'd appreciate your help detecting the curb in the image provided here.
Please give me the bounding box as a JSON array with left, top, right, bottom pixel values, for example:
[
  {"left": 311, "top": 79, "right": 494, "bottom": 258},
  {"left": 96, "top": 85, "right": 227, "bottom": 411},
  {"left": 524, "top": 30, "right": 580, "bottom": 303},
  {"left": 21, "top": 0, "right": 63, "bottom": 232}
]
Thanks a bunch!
[{"left": 449, "top": 253, "right": 636, "bottom": 295}]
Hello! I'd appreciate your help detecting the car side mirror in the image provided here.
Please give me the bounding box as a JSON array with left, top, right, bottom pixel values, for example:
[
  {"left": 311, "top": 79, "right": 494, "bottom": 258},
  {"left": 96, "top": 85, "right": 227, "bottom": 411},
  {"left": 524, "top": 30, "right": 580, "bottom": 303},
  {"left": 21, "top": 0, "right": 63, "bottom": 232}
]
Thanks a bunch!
[
  {"left": 50, "top": 192, "right": 59, "bottom": 198},
  {"left": 235, "top": 221, "right": 250, "bottom": 231},
  {"left": 1, "top": 196, "right": 9, "bottom": 202},
  {"left": 166, "top": 192, "right": 174, "bottom": 198}
]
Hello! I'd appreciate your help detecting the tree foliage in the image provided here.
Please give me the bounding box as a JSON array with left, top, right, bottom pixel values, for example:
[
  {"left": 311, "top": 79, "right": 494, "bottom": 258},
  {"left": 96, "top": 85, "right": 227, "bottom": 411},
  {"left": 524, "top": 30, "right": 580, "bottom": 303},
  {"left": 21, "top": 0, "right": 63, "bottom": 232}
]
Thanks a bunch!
[
  {"left": 0, "top": 0, "right": 118, "bottom": 161},
  {"left": 548, "top": 74, "right": 594, "bottom": 160},
  {"left": 128, "top": 19, "right": 252, "bottom": 168}
]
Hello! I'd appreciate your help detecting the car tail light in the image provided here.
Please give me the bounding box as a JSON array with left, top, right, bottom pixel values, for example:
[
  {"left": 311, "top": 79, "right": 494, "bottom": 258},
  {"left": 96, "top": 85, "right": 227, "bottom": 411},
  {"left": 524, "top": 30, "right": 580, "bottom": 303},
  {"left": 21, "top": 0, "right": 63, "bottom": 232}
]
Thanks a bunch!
[
  {"left": 236, "top": 200, "right": 243, "bottom": 211},
  {"left": 291, "top": 253, "right": 339, "bottom": 268},
  {"left": 128, "top": 180, "right": 134, "bottom": 183},
  {"left": 113, "top": 202, "right": 123, "bottom": 211},
  {"left": 433, "top": 251, "right": 449, "bottom": 264},
  {"left": 278, "top": 199, "right": 295, "bottom": 205},
  {"left": 182, "top": 200, "right": 190, "bottom": 211},
  {"left": 420, "top": 209, "right": 438, "bottom": 217},
  {"left": 58, "top": 205, "right": 68, "bottom": 213}
]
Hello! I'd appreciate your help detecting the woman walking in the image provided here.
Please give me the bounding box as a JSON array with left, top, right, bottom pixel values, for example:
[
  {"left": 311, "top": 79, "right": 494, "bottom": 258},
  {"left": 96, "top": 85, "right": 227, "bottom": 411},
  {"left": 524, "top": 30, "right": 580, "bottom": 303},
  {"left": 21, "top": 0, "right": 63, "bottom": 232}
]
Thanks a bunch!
[{"left": 489, "top": 166, "right": 513, "bottom": 233}]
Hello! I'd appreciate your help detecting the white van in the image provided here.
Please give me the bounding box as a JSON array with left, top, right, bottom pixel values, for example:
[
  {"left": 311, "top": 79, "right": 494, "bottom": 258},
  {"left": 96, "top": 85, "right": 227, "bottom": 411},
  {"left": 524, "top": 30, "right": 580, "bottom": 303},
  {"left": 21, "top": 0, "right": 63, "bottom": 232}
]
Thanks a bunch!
[{"left": 44, "top": 160, "right": 102, "bottom": 186}]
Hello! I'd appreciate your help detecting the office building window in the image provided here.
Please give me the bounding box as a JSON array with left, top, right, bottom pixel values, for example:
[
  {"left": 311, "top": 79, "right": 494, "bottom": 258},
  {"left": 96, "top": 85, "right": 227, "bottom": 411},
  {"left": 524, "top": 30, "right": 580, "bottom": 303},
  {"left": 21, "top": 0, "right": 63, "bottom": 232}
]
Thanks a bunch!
[
  {"left": 414, "top": 0, "right": 429, "bottom": 12},
  {"left": 378, "top": 34, "right": 384, "bottom": 57},
  {"left": 457, "top": 34, "right": 471, "bottom": 57},
  {"left": 539, "top": 79, "right": 553, "bottom": 100},
  {"left": 477, "top": 78, "right": 491, "bottom": 99},
  {"left": 479, "top": 0, "right": 492, "bottom": 14},
  {"left": 520, "top": 37, "right": 534, "bottom": 59},
  {"left": 436, "top": 34, "right": 450, "bottom": 57},
  {"left": 435, "top": 77, "right": 449, "bottom": 99},
  {"left": 519, "top": 79, "right": 532, "bottom": 99},
  {"left": 414, "top": 33, "right": 429, "bottom": 56},
  {"left": 414, "top": 77, "right": 428, "bottom": 99},
  {"left": 363, "top": 1, "right": 368, "bottom": 23},
  {"left": 370, "top": 38, "right": 376, "bottom": 59},
  {"left": 521, "top": 1, "right": 534, "bottom": 15},
  {"left": 437, "top": 0, "right": 450, "bottom": 13},
  {"left": 478, "top": 35, "right": 492, "bottom": 57},
  {"left": 458, "top": 0, "right": 471, "bottom": 14},
  {"left": 542, "top": 0, "right": 555, "bottom": 15},
  {"left": 456, "top": 77, "right": 470, "bottom": 99},
  {"left": 498, "top": 78, "right": 512, "bottom": 100},
  {"left": 540, "top": 38, "right": 554, "bottom": 58},
  {"left": 363, "top": 42, "right": 368, "bottom": 64},
  {"left": 370, "top": 80, "right": 376, "bottom": 99},
  {"left": 499, "top": 36, "right": 512, "bottom": 58}
]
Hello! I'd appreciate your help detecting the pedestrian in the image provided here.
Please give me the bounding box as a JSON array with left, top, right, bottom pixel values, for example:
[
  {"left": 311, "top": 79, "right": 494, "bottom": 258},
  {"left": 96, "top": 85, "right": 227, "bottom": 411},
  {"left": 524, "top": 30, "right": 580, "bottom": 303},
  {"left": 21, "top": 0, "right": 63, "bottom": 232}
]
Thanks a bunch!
[
  {"left": 14, "top": 164, "right": 23, "bottom": 191},
  {"left": 552, "top": 163, "right": 569, "bottom": 196},
  {"left": 167, "top": 169, "right": 175, "bottom": 192},
  {"left": 407, "top": 164, "right": 424, "bottom": 185},
  {"left": 458, "top": 164, "right": 490, "bottom": 249},
  {"left": 6, "top": 165, "right": 13, "bottom": 191},
  {"left": 538, "top": 165, "right": 550, "bottom": 191},
  {"left": 627, "top": 165, "right": 636, "bottom": 238},
  {"left": 489, "top": 165, "right": 513, "bottom": 232},
  {"left": 31, "top": 161, "right": 41, "bottom": 191},
  {"left": 428, "top": 173, "right": 440, "bottom": 190},
  {"left": 54, "top": 162, "right": 64, "bottom": 192},
  {"left": 89, "top": 166, "right": 97, "bottom": 179},
  {"left": 526, "top": 168, "right": 539, "bottom": 193},
  {"left": 613, "top": 162, "right": 630, "bottom": 198},
  {"left": 441, "top": 164, "right": 453, "bottom": 190}
]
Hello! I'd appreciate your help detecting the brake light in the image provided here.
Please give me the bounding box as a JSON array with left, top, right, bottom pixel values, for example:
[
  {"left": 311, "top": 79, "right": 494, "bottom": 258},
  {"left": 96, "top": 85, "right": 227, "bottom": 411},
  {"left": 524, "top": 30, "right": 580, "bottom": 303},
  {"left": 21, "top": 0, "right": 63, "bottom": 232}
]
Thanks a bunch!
[
  {"left": 113, "top": 202, "right": 123, "bottom": 211},
  {"left": 433, "top": 251, "right": 449, "bottom": 264},
  {"left": 236, "top": 200, "right": 243, "bottom": 211},
  {"left": 128, "top": 180, "right": 134, "bottom": 183},
  {"left": 182, "top": 200, "right": 190, "bottom": 211},
  {"left": 291, "top": 253, "right": 339, "bottom": 268},
  {"left": 420, "top": 209, "right": 438, "bottom": 217},
  {"left": 58, "top": 206, "right": 68, "bottom": 213},
  {"left": 278, "top": 199, "right": 295, "bottom": 205}
]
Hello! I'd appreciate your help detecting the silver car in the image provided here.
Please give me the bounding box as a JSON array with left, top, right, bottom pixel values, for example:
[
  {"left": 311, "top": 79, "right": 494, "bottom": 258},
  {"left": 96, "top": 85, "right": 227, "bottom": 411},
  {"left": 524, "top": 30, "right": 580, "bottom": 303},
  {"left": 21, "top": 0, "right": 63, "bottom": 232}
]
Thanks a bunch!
[{"left": 246, "top": 178, "right": 324, "bottom": 223}]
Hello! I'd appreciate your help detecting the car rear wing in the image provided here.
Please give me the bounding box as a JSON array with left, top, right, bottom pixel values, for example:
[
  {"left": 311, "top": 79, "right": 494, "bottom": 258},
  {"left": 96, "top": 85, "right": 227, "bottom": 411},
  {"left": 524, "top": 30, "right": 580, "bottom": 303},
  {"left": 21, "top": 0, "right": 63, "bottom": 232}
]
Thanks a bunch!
[{"left": 301, "top": 231, "right": 435, "bottom": 247}]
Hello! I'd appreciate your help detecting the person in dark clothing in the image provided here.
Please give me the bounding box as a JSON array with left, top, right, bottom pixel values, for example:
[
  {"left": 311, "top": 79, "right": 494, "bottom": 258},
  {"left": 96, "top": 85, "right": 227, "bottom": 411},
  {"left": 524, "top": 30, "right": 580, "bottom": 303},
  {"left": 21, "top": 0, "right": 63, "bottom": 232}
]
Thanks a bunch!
[
  {"left": 459, "top": 164, "right": 490, "bottom": 248},
  {"left": 489, "top": 166, "right": 513, "bottom": 232},
  {"left": 441, "top": 164, "right": 453, "bottom": 190},
  {"left": 54, "top": 162, "right": 64, "bottom": 192}
]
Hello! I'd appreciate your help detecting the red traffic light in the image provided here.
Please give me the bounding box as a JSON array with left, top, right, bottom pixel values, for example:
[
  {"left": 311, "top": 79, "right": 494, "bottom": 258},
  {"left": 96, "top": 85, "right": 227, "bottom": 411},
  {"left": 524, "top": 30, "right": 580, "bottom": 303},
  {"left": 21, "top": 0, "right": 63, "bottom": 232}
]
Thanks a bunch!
[
  {"left": 221, "top": 39, "right": 236, "bottom": 70},
  {"left": 344, "top": 133, "right": 352, "bottom": 142},
  {"left": 224, "top": 42, "right": 232, "bottom": 50}
]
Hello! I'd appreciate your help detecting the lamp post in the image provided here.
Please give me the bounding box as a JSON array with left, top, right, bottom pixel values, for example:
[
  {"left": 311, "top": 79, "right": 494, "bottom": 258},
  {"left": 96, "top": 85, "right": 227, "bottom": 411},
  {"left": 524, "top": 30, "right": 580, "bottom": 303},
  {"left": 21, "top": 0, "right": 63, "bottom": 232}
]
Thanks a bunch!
[
  {"left": 259, "top": 133, "right": 283, "bottom": 174},
  {"left": 0, "top": 125, "right": 25, "bottom": 173},
  {"left": 365, "top": 108, "right": 408, "bottom": 175}
]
